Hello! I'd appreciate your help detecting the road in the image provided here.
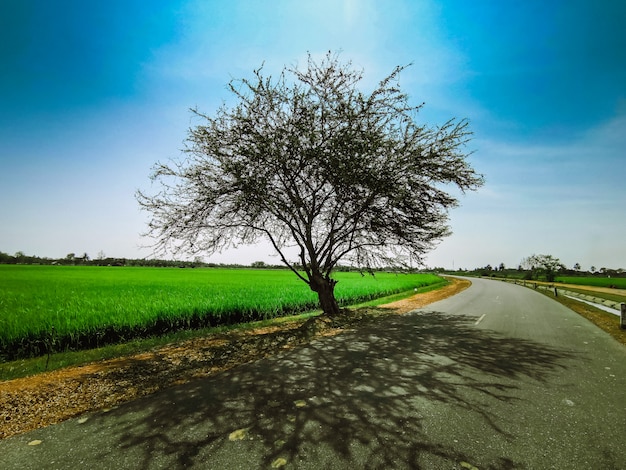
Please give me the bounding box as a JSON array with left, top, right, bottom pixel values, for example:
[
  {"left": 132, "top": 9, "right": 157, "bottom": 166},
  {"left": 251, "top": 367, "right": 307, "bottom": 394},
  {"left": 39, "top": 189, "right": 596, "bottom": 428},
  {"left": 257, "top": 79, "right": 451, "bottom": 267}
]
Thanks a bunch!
[{"left": 1, "top": 277, "right": 625, "bottom": 469}]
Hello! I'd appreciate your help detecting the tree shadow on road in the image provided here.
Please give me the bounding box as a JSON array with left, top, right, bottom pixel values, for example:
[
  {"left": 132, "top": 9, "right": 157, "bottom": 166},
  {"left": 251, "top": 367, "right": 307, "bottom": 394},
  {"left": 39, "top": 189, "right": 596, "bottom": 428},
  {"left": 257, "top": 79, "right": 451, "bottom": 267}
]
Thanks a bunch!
[{"left": 94, "top": 311, "right": 577, "bottom": 469}]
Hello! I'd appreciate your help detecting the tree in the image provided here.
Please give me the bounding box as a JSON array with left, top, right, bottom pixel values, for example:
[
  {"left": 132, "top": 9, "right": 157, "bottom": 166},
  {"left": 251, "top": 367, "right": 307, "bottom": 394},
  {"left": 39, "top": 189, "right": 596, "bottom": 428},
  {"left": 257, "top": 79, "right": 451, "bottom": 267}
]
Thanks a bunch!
[
  {"left": 520, "top": 254, "right": 565, "bottom": 282},
  {"left": 0, "top": 251, "right": 12, "bottom": 263},
  {"left": 137, "top": 53, "right": 484, "bottom": 315},
  {"left": 573, "top": 262, "right": 581, "bottom": 271}
]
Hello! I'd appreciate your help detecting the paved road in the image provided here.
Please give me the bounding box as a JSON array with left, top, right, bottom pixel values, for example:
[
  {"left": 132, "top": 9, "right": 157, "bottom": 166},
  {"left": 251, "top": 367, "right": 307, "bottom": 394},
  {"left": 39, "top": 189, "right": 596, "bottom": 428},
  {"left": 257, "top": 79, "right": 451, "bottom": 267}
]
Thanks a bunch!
[{"left": 1, "top": 277, "right": 625, "bottom": 469}]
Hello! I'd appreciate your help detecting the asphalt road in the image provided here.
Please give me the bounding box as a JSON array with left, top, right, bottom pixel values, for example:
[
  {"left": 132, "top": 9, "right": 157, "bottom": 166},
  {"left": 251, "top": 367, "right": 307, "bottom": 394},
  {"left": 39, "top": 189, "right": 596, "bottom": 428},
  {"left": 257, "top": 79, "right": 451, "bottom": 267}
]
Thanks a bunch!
[{"left": 1, "top": 277, "right": 625, "bottom": 469}]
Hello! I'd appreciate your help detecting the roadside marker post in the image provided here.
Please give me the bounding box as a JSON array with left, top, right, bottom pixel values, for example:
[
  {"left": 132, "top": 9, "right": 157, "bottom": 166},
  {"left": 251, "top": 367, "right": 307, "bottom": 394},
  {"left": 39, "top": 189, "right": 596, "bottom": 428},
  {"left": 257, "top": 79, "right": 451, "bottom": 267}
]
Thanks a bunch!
[{"left": 621, "top": 304, "right": 626, "bottom": 330}]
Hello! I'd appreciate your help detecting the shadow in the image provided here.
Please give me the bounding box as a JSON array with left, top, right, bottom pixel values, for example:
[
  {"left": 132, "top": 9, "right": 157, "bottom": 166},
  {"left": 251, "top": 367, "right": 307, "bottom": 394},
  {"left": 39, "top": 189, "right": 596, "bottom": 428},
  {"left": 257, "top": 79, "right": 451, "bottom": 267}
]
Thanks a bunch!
[{"left": 92, "top": 311, "right": 577, "bottom": 469}]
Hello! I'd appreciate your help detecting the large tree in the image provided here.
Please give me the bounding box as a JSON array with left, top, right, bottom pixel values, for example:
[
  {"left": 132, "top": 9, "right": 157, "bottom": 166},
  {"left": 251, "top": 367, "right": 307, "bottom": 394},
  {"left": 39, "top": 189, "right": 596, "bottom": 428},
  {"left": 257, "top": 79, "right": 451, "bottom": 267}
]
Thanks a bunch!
[
  {"left": 137, "top": 53, "right": 484, "bottom": 315},
  {"left": 520, "top": 254, "right": 565, "bottom": 282}
]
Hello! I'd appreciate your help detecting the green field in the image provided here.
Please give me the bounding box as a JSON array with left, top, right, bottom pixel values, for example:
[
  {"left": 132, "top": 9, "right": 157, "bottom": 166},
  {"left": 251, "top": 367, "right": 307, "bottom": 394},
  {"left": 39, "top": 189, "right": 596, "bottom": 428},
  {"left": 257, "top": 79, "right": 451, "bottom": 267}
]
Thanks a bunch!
[
  {"left": 555, "top": 276, "right": 626, "bottom": 289},
  {"left": 0, "top": 265, "right": 443, "bottom": 360}
]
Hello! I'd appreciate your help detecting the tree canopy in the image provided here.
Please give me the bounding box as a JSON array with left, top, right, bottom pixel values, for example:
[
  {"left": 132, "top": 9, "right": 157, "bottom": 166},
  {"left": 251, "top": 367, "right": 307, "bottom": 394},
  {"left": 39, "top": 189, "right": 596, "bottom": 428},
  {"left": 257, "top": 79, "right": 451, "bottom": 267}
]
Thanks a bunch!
[
  {"left": 137, "top": 53, "right": 484, "bottom": 315},
  {"left": 520, "top": 254, "right": 566, "bottom": 282}
]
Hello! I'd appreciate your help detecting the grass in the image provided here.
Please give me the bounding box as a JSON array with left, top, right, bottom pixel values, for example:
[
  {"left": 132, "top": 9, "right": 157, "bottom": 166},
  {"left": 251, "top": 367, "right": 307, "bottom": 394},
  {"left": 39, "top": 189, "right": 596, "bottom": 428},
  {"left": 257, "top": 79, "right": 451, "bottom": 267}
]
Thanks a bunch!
[
  {"left": 555, "top": 276, "right": 626, "bottom": 289},
  {"left": 0, "top": 277, "right": 446, "bottom": 382},
  {"left": 554, "top": 287, "right": 626, "bottom": 304},
  {"left": 0, "top": 265, "right": 442, "bottom": 361}
]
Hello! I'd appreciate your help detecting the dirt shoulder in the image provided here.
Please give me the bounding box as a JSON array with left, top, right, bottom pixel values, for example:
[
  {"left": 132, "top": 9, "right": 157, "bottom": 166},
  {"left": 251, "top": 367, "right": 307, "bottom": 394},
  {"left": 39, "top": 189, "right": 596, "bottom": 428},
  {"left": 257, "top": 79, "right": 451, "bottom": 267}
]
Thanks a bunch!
[{"left": 0, "top": 278, "right": 470, "bottom": 440}]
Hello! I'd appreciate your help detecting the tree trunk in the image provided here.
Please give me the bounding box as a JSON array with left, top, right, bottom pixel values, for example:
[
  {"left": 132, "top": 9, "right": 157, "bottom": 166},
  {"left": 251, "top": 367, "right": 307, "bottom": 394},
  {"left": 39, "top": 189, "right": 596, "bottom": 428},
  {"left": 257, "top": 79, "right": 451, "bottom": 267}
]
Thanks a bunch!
[{"left": 310, "top": 273, "right": 341, "bottom": 316}]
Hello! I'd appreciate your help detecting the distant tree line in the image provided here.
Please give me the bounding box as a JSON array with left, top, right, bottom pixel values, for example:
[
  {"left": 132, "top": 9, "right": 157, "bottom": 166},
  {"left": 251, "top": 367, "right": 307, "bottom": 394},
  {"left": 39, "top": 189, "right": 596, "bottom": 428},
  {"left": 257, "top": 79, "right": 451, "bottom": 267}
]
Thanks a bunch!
[
  {"left": 0, "top": 250, "right": 239, "bottom": 268},
  {"left": 0, "top": 251, "right": 423, "bottom": 272},
  {"left": 447, "top": 254, "right": 625, "bottom": 281},
  {"left": 4, "top": 250, "right": 623, "bottom": 280}
]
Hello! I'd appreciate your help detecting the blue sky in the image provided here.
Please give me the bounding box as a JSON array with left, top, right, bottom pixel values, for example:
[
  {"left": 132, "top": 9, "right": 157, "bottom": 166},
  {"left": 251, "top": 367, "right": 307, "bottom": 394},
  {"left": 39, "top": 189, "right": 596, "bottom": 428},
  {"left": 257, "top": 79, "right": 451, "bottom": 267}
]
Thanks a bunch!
[{"left": 1, "top": 0, "right": 625, "bottom": 270}]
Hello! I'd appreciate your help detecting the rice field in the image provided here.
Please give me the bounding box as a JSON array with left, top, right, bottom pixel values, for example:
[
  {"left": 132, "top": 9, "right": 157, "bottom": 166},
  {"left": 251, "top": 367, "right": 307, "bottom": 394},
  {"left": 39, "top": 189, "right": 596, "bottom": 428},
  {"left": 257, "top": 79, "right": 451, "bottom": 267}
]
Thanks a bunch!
[{"left": 0, "top": 265, "right": 443, "bottom": 360}]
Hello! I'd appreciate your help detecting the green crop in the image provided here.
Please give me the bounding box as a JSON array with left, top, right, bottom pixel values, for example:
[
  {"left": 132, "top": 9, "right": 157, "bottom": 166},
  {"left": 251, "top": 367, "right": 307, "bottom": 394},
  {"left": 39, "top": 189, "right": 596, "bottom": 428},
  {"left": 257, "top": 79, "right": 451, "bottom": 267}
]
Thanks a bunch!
[
  {"left": 556, "top": 276, "right": 626, "bottom": 289},
  {"left": 0, "top": 265, "right": 442, "bottom": 359}
]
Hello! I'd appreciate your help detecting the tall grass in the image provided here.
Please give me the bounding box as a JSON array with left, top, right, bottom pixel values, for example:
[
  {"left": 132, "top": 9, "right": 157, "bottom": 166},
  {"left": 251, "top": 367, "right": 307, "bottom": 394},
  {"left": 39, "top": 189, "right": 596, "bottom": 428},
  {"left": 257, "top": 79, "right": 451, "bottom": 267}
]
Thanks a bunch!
[{"left": 0, "top": 266, "right": 442, "bottom": 359}]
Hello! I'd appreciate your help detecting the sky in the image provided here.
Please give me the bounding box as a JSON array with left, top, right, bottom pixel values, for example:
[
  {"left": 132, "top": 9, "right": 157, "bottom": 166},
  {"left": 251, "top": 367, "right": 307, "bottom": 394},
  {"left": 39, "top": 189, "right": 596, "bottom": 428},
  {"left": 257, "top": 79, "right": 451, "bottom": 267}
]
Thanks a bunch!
[{"left": 1, "top": 0, "right": 625, "bottom": 271}]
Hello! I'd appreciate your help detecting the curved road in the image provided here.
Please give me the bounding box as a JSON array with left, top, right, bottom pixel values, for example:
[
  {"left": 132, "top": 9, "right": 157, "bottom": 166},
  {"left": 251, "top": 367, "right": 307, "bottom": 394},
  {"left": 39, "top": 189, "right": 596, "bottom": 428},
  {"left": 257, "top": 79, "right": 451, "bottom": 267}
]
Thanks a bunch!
[{"left": 1, "top": 277, "right": 625, "bottom": 469}]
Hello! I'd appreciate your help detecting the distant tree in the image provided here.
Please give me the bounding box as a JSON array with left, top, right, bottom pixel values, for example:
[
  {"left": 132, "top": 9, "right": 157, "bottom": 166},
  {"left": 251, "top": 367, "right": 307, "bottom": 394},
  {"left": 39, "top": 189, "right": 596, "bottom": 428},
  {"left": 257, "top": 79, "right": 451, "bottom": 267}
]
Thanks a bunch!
[
  {"left": 520, "top": 254, "right": 565, "bottom": 282},
  {"left": 573, "top": 262, "right": 581, "bottom": 271},
  {"left": 499, "top": 262, "right": 505, "bottom": 271},
  {"left": 590, "top": 266, "right": 596, "bottom": 274},
  {"left": 137, "top": 53, "right": 484, "bottom": 315},
  {"left": 251, "top": 261, "right": 267, "bottom": 269}
]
